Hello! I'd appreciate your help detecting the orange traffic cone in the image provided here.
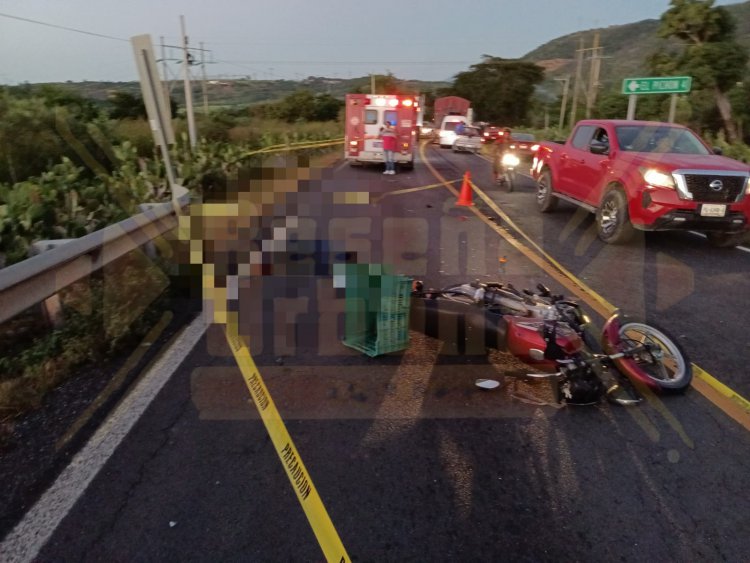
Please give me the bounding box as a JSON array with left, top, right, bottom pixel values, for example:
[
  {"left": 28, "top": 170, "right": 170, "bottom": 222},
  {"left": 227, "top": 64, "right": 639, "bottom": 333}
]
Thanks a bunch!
[{"left": 456, "top": 171, "right": 473, "bottom": 206}]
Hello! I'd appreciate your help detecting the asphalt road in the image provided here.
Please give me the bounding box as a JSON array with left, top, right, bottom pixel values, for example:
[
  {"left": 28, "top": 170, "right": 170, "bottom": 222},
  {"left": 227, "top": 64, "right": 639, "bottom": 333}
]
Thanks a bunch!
[{"left": 4, "top": 143, "right": 750, "bottom": 562}]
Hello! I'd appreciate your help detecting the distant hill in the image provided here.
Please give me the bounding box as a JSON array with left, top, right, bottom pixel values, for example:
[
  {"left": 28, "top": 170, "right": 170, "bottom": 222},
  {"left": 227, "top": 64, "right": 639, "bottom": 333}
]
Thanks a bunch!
[
  {"left": 24, "top": 76, "right": 451, "bottom": 110},
  {"left": 523, "top": 0, "right": 750, "bottom": 99},
  {"left": 17, "top": 1, "right": 750, "bottom": 109}
]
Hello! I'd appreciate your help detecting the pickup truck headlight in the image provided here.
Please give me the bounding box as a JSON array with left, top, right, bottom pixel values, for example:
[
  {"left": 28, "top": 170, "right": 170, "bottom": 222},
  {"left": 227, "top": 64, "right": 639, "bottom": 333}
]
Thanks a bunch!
[
  {"left": 641, "top": 168, "right": 675, "bottom": 189},
  {"left": 501, "top": 153, "right": 521, "bottom": 167}
]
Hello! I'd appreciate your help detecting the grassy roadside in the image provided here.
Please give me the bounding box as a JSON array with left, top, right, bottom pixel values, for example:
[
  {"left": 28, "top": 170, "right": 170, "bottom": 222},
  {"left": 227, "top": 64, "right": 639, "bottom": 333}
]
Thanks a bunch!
[{"left": 0, "top": 250, "right": 177, "bottom": 447}]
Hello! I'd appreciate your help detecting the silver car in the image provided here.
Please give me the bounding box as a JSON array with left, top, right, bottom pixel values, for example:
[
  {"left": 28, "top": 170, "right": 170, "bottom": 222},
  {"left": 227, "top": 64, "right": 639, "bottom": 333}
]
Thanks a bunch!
[{"left": 452, "top": 126, "right": 482, "bottom": 153}]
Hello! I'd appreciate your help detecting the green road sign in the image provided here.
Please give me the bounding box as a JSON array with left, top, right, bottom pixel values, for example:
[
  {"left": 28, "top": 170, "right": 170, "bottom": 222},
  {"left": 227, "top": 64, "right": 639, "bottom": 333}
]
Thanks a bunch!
[{"left": 622, "top": 76, "right": 692, "bottom": 95}]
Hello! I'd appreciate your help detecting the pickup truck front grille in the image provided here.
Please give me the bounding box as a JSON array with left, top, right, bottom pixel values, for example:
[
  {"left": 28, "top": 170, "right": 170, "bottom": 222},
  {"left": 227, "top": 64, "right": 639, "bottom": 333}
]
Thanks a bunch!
[{"left": 681, "top": 173, "right": 747, "bottom": 203}]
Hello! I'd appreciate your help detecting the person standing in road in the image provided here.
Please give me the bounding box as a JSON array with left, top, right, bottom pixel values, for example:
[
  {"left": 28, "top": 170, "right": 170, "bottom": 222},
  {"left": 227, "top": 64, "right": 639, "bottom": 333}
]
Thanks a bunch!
[{"left": 380, "top": 121, "right": 398, "bottom": 175}]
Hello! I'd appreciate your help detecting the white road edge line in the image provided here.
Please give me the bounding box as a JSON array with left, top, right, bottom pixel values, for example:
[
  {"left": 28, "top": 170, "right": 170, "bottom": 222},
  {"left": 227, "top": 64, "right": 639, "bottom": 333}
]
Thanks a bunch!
[{"left": 0, "top": 313, "right": 209, "bottom": 563}]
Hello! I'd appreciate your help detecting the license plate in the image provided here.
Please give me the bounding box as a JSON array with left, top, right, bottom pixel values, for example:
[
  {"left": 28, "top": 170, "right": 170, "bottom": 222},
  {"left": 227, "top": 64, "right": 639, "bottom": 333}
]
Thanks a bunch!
[
  {"left": 373, "top": 141, "right": 382, "bottom": 148},
  {"left": 700, "top": 204, "right": 726, "bottom": 217}
]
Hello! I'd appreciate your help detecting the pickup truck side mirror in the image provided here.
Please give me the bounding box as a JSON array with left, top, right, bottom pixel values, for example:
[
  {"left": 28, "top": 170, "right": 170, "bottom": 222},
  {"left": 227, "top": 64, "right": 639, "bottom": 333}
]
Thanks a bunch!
[
  {"left": 589, "top": 140, "right": 610, "bottom": 155},
  {"left": 712, "top": 146, "right": 724, "bottom": 156}
]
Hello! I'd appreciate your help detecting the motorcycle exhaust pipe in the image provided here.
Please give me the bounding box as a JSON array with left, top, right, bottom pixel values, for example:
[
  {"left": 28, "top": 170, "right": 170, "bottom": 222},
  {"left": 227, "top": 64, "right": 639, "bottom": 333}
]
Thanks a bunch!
[{"left": 525, "top": 350, "right": 562, "bottom": 379}]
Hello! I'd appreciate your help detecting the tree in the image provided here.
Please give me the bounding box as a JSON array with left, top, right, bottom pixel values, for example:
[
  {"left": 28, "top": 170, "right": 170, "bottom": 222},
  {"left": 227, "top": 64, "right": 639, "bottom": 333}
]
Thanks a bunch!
[
  {"left": 372, "top": 73, "right": 401, "bottom": 95},
  {"left": 108, "top": 91, "right": 148, "bottom": 120},
  {"left": 311, "top": 93, "right": 343, "bottom": 121},
  {"left": 37, "top": 84, "right": 99, "bottom": 121},
  {"left": 107, "top": 90, "right": 178, "bottom": 121},
  {"left": 271, "top": 90, "right": 343, "bottom": 122},
  {"left": 0, "top": 87, "right": 128, "bottom": 184},
  {"left": 450, "top": 56, "right": 544, "bottom": 125},
  {"left": 658, "top": 0, "right": 748, "bottom": 142}
]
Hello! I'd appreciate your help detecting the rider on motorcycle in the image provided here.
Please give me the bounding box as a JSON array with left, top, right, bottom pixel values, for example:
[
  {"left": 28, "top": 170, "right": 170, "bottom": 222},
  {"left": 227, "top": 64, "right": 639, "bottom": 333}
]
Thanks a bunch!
[{"left": 491, "top": 127, "right": 513, "bottom": 182}]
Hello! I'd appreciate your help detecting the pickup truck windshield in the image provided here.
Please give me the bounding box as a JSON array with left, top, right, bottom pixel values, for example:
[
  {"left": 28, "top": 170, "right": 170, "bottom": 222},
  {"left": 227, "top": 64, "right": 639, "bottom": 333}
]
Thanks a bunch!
[{"left": 615, "top": 125, "right": 711, "bottom": 155}]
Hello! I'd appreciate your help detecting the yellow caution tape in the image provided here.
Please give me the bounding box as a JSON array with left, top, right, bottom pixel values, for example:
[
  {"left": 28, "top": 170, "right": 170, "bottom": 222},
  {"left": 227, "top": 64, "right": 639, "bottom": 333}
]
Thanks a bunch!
[{"left": 223, "top": 317, "right": 350, "bottom": 562}]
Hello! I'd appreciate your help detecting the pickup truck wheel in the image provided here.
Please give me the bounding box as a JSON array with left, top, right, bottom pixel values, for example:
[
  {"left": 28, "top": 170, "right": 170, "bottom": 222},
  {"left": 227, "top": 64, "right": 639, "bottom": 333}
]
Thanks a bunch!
[
  {"left": 596, "top": 190, "right": 635, "bottom": 244},
  {"left": 536, "top": 170, "right": 558, "bottom": 212},
  {"left": 706, "top": 232, "right": 742, "bottom": 248}
]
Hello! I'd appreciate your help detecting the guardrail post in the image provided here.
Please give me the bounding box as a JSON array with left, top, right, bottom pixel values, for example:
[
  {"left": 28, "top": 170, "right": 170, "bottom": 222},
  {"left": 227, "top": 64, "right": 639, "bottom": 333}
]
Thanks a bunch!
[
  {"left": 138, "top": 204, "right": 162, "bottom": 260},
  {"left": 29, "top": 240, "right": 76, "bottom": 327}
]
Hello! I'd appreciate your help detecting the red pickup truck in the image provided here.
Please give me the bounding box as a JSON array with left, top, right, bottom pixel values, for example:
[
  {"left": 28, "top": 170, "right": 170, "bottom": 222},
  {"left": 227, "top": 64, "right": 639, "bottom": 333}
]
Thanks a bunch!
[{"left": 531, "top": 119, "right": 750, "bottom": 246}]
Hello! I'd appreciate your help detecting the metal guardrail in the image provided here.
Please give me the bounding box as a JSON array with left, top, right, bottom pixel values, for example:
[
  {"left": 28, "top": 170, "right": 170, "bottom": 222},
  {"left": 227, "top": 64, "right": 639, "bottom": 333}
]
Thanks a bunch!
[
  {"left": 0, "top": 138, "right": 345, "bottom": 326},
  {"left": 0, "top": 192, "right": 190, "bottom": 325}
]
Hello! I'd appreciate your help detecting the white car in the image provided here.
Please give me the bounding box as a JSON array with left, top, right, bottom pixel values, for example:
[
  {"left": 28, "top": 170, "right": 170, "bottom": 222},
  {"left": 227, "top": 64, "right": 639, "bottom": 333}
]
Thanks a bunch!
[
  {"left": 420, "top": 121, "right": 435, "bottom": 137},
  {"left": 452, "top": 127, "right": 482, "bottom": 153},
  {"left": 438, "top": 116, "right": 468, "bottom": 147}
]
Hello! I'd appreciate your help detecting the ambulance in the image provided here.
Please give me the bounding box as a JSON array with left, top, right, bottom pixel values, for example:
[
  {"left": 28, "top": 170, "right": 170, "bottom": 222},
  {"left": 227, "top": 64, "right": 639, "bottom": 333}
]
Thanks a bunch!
[{"left": 344, "top": 93, "right": 420, "bottom": 169}]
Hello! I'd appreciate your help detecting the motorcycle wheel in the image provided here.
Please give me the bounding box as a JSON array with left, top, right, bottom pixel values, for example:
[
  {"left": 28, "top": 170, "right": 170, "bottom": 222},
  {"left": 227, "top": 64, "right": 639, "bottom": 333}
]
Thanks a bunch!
[
  {"left": 504, "top": 170, "right": 515, "bottom": 193},
  {"left": 608, "top": 318, "right": 692, "bottom": 393}
]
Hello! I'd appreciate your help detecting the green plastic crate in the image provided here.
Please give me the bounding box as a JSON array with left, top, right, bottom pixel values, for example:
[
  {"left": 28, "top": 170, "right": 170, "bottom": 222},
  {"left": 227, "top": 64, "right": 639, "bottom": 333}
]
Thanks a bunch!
[{"left": 335, "top": 264, "right": 412, "bottom": 357}]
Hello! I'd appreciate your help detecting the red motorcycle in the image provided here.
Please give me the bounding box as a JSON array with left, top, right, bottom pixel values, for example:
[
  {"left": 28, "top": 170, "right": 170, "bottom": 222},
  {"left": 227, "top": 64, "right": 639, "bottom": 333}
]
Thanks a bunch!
[{"left": 410, "top": 280, "right": 693, "bottom": 405}]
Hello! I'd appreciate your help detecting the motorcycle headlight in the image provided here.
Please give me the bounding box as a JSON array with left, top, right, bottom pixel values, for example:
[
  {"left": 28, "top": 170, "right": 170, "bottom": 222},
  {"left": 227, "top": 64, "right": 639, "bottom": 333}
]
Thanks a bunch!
[
  {"left": 641, "top": 168, "right": 675, "bottom": 189},
  {"left": 501, "top": 153, "right": 521, "bottom": 167}
]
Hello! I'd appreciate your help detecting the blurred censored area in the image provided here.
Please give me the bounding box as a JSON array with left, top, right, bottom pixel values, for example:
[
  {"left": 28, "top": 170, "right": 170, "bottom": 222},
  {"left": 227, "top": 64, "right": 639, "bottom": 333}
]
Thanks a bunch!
[
  {"left": 178, "top": 154, "right": 378, "bottom": 358},
  {"left": 177, "top": 153, "right": 514, "bottom": 362},
  {"left": 178, "top": 154, "right": 552, "bottom": 420}
]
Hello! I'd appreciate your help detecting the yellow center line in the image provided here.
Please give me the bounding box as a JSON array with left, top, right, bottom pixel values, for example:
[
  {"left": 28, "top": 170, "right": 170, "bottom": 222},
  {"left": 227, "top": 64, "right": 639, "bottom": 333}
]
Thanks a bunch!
[
  {"left": 372, "top": 179, "right": 460, "bottom": 203},
  {"left": 416, "top": 141, "right": 750, "bottom": 432},
  {"left": 418, "top": 141, "right": 614, "bottom": 318}
]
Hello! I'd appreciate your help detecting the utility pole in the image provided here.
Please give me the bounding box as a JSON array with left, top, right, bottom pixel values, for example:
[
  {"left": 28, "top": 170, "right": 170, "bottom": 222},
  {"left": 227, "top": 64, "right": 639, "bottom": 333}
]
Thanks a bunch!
[
  {"left": 570, "top": 36, "right": 584, "bottom": 128},
  {"left": 181, "top": 15, "right": 197, "bottom": 148},
  {"left": 200, "top": 41, "right": 209, "bottom": 115},
  {"left": 371, "top": 73, "right": 376, "bottom": 94},
  {"left": 160, "top": 36, "right": 171, "bottom": 117},
  {"left": 585, "top": 32, "right": 601, "bottom": 119},
  {"left": 555, "top": 76, "right": 570, "bottom": 130}
]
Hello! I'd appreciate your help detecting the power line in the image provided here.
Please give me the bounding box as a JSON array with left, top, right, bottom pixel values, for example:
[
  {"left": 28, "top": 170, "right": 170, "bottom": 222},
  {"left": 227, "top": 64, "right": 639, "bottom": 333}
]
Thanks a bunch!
[
  {"left": 0, "top": 12, "right": 212, "bottom": 67},
  {"left": 0, "top": 11, "right": 129, "bottom": 42},
  {"left": 218, "top": 59, "right": 474, "bottom": 65}
]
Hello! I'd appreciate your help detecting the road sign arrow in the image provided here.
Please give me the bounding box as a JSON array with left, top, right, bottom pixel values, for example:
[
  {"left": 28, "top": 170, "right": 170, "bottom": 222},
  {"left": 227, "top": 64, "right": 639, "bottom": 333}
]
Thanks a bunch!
[{"left": 628, "top": 80, "right": 640, "bottom": 92}]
